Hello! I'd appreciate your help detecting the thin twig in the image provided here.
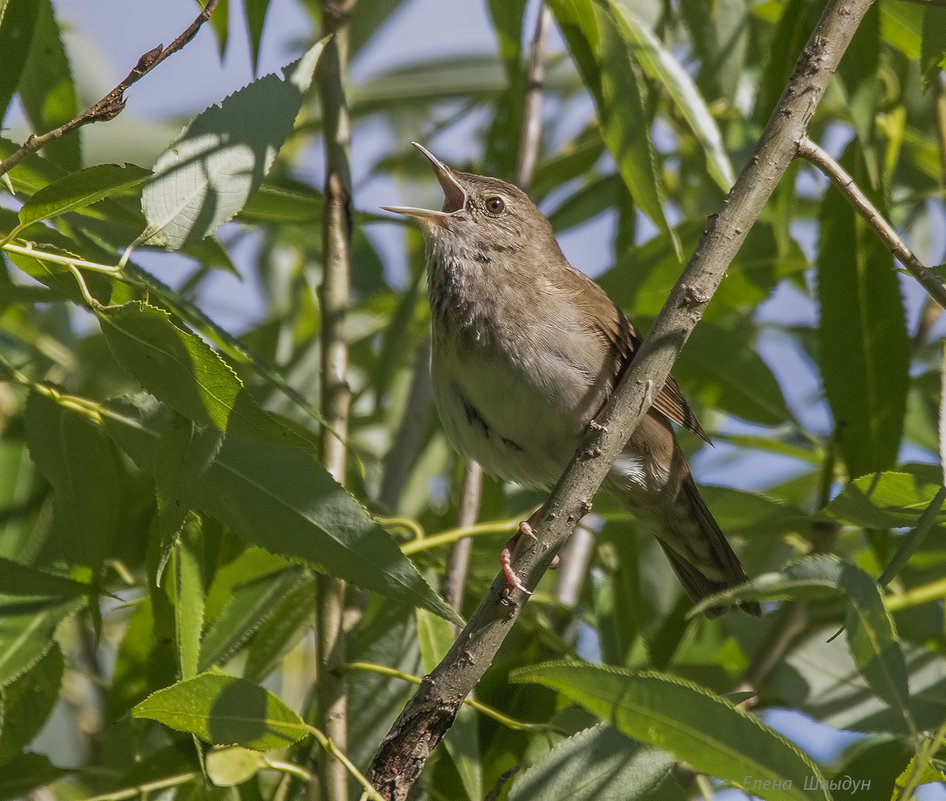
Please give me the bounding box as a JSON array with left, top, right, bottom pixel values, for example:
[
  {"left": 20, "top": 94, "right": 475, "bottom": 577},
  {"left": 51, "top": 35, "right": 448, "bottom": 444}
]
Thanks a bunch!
[
  {"left": 315, "top": 3, "right": 357, "bottom": 800},
  {"left": 368, "top": 2, "right": 875, "bottom": 798},
  {"left": 796, "top": 135, "right": 946, "bottom": 310},
  {"left": 516, "top": 2, "right": 551, "bottom": 189},
  {"left": 443, "top": 460, "right": 481, "bottom": 618},
  {"left": 305, "top": 723, "right": 385, "bottom": 801},
  {"left": 0, "top": 0, "right": 219, "bottom": 180}
]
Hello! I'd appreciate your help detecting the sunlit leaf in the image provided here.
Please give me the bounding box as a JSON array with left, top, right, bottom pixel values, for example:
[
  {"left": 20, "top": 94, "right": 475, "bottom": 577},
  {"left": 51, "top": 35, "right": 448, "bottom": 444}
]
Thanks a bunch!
[
  {"left": 17, "top": 163, "right": 149, "bottom": 230},
  {"left": 509, "top": 723, "right": 673, "bottom": 801},
  {"left": 513, "top": 662, "right": 828, "bottom": 800},
  {"left": 18, "top": 0, "right": 79, "bottom": 169},
  {"left": 817, "top": 144, "right": 909, "bottom": 477},
  {"left": 141, "top": 39, "right": 327, "bottom": 248},
  {"left": 133, "top": 672, "right": 309, "bottom": 750},
  {"left": 607, "top": 2, "right": 735, "bottom": 191}
]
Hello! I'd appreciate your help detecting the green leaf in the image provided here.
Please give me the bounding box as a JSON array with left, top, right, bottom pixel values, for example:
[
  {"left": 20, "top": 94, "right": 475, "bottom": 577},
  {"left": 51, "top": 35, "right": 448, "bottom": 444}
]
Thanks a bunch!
[
  {"left": 606, "top": 1, "right": 735, "bottom": 191},
  {"left": 196, "top": 436, "right": 462, "bottom": 626},
  {"left": 0, "top": 0, "right": 40, "bottom": 120},
  {"left": 831, "top": 734, "right": 913, "bottom": 801},
  {"left": 836, "top": 562, "right": 911, "bottom": 727},
  {"left": 140, "top": 39, "right": 327, "bottom": 249},
  {"left": 677, "top": 322, "right": 792, "bottom": 426},
  {"left": 236, "top": 182, "right": 323, "bottom": 223},
  {"left": 483, "top": 0, "right": 527, "bottom": 177},
  {"left": 690, "top": 555, "right": 855, "bottom": 612},
  {"left": 823, "top": 469, "right": 945, "bottom": 529},
  {"left": 242, "top": 577, "right": 315, "bottom": 682},
  {"left": 133, "top": 672, "right": 309, "bottom": 750},
  {"left": 18, "top": 0, "right": 79, "bottom": 169},
  {"left": 0, "top": 752, "right": 63, "bottom": 801},
  {"left": 512, "top": 662, "right": 828, "bottom": 801},
  {"left": 200, "top": 566, "right": 310, "bottom": 671},
  {"left": 755, "top": 0, "right": 818, "bottom": 122},
  {"left": 25, "top": 391, "right": 120, "bottom": 577},
  {"left": 680, "top": 0, "right": 749, "bottom": 103},
  {"left": 0, "top": 557, "right": 90, "bottom": 598},
  {"left": 881, "top": 1, "right": 922, "bottom": 60},
  {"left": 692, "top": 555, "right": 912, "bottom": 727},
  {"left": 206, "top": 745, "right": 267, "bottom": 787},
  {"left": 509, "top": 723, "right": 673, "bottom": 801},
  {"left": 0, "top": 135, "right": 64, "bottom": 196},
  {"left": 0, "top": 596, "right": 81, "bottom": 684},
  {"left": 97, "top": 301, "right": 311, "bottom": 447},
  {"left": 0, "top": 643, "right": 63, "bottom": 763},
  {"left": 100, "top": 396, "right": 463, "bottom": 625},
  {"left": 155, "top": 419, "right": 223, "bottom": 575},
  {"left": 817, "top": 144, "right": 909, "bottom": 477},
  {"left": 243, "top": 0, "right": 268, "bottom": 75},
  {"left": 17, "top": 162, "right": 150, "bottom": 229},
  {"left": 877, "top": 485, "right": 946, "bottom": 587},
  {"left": 837, "top": 4, "right": 880, "bottom": 176},
  {"left": 172, "top": 520, "right": 205, "bottom": 681},
  {"left": 549, "top": 0, "right": 679, "bottom": 257},
  {"left": 921, "top": 4, "right": 946, "bottom": 86}
]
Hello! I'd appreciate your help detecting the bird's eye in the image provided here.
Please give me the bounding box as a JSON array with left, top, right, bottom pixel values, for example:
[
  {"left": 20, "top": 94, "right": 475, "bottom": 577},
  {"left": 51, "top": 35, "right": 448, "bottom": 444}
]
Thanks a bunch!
[{"left": 484, "top": 196, "right": 506, "bottom": 215}]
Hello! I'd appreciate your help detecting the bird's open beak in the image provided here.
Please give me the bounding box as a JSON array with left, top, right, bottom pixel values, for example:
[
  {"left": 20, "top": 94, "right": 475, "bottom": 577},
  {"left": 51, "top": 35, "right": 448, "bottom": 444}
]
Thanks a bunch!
[{"left": 381, "top": 142, "right": 467, "bottom": 223}]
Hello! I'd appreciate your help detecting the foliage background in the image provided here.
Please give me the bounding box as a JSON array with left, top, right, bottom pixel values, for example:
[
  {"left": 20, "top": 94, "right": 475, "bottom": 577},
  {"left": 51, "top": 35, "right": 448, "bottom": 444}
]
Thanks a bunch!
[{"left": 1, "top": 0, "right": 945, "bottom": 799}]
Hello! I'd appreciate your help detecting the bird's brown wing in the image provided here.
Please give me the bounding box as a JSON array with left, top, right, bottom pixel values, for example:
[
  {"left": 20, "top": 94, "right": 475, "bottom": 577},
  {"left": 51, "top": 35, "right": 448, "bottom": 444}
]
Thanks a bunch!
[{"left": 568, "top": 263, "right": 710, "bottom": 443}]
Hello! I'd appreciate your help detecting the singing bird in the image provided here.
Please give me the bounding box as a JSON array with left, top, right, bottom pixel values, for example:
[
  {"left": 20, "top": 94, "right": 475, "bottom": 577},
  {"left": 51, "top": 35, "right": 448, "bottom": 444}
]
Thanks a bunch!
[{"left": 384, "top": 143, "right": 759, "bottom": 617}]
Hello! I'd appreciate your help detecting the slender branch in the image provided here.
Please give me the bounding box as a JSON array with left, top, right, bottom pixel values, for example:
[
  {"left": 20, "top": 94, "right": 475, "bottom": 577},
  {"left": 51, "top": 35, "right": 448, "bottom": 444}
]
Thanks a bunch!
[
  {"left": 442, "top": 460, "right": 481, "bottom": 618},
  {"left": 303, "top": 724, "right": 384, "bottom": 801},
  {"left": 80, "top": 773, "right": 200, "bottom": 801},
  {"left": 367, "top": 1, "right": 875, "bottom": 797},
  {"left": 0, "top": 0, "right": 219, "bottom": 180},
  {"left": 516, "top": 2, "right": 551, "bottom": 189},
  {"left": 345, "top": 662, "right": 556, "bottom": 733},
  {"left": 315, "top": 3, "right": 356, "bottom": 800},
  {"left": 797, "top": 136, "right": 946, "bottom": 310}
]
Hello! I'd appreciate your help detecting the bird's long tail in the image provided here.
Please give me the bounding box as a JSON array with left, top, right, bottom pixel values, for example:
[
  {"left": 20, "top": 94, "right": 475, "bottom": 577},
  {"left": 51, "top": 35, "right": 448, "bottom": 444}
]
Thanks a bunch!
[{"left": 654, "top": 475, "right": 761, "bottom": 618}]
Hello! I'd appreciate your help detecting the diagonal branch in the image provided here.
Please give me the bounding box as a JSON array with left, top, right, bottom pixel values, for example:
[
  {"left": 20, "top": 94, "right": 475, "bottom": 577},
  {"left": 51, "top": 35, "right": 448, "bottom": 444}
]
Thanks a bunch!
[
  {"left": 797, "top": 135, "right": 946, "bottom": 310},
  {"left": 367, "top": 0, "right": 875, "bottom": 798},
  {"left": 0, "top": 0, "right": 219, "bottom": 179}
]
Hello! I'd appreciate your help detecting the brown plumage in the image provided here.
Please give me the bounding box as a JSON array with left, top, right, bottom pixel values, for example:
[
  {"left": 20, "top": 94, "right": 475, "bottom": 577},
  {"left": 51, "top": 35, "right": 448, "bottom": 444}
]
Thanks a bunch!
[{"left": 384, "top": 143, "right": 759, "bottom": 617}]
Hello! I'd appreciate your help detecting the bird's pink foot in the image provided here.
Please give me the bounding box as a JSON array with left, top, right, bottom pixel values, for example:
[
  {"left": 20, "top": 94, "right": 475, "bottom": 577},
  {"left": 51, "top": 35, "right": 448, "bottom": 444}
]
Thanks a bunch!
[{"left": 501, "top": 520, "right": 538, "bottom": 595}]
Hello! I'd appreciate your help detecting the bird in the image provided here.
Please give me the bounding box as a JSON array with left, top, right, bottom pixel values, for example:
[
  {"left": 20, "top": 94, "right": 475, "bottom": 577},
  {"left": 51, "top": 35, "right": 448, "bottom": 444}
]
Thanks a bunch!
[{"left": 383, "top": 142, "right": 759, "bottom": 617}]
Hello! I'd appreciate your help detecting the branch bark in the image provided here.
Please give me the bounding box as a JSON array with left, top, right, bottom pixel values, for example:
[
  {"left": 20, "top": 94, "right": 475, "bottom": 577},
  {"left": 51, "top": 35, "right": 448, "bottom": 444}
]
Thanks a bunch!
[
  {"left": 0, "top": 0, "right": 219, "bottom": 179},
  {"left": 315, "top": 3, "right": 356, "bottom": 799},
  {"left": 797, "top": 136, "right": 946, "bottom": 310},
  {"left": 367, "top": 1, "right": 876, "bottom": 797}
]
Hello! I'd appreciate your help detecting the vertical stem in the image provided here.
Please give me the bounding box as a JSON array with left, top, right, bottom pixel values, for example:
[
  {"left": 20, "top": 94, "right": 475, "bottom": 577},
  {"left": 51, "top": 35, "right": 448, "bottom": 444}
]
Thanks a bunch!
[
  {"left": 443, "top": 460, "right": 482, "bottom": 619},
  {"left": 316, "top": 3, "right": 355, "bottom": 799},
  {"left": 516, "top": 2, "right": 551, "bottom": 189}
]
